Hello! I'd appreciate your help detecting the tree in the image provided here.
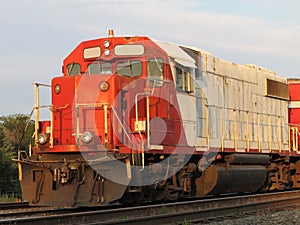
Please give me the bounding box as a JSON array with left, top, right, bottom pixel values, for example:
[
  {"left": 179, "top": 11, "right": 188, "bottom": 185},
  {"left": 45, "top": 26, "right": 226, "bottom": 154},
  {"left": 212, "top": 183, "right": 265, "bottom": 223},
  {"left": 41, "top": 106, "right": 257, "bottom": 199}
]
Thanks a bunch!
[
  {"left": 0, "top": 146, "right": 19, "bottom": 194},
  {"left": 0, "top": 114, "right": 34, "bottom": 152},
  {"left": 0, "top": 114, "right": 34, "bottom": 196}
]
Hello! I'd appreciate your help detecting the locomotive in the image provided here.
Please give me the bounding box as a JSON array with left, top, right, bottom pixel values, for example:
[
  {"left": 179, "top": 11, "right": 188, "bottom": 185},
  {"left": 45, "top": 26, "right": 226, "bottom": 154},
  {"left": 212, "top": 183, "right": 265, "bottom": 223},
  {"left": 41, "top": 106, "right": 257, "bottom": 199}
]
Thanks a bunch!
[{"left": 16, "top": 30, "right": 300, "bottom": 207}]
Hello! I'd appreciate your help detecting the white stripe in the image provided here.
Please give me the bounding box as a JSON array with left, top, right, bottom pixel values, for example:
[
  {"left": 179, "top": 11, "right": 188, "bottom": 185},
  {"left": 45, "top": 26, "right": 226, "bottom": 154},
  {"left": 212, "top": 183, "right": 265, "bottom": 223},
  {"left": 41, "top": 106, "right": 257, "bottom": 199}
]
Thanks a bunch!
[{"left": 289, "top": 101, "right": 300, "bottom": 108}]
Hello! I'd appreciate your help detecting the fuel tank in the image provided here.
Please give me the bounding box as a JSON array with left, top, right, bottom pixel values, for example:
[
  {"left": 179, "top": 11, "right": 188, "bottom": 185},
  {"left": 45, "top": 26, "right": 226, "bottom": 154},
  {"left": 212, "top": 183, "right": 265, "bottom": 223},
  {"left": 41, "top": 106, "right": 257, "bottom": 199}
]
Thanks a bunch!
[{"left": 196, "top": 164, "right": 267, "bottom": 196}]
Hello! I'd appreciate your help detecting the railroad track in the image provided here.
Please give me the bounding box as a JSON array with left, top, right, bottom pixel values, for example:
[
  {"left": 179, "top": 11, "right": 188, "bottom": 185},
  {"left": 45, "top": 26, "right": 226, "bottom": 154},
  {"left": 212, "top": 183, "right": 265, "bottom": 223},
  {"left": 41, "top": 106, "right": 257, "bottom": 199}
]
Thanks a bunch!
[
  {"left": 1, "top": 191, "right": 300, "bottom": 225},
  {"left": 0, "top": 202, "right": 63, "bottom": 221},
  {"left": 0, "top": 202, "right": 29, "bottom": 210}
]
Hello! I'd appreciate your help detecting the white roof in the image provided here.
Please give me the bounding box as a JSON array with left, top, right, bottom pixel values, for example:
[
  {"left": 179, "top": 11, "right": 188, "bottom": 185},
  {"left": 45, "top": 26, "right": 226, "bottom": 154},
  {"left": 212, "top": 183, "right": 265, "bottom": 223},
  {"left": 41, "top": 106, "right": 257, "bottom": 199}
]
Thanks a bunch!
[
  {"left": 184, "top": 46, "right": 212, "bottom": 56},
  {"left": 152, "top": 39, "right": 196, "bottom": 68}
]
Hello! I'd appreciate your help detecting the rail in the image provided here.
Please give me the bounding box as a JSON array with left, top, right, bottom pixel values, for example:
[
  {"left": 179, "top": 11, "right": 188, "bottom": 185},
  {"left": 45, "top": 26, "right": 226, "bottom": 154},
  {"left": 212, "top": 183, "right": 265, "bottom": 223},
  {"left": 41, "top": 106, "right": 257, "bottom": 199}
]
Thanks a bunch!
[
  {"left": 0, "top": 202, "right": 28, "bottom": 210},
  {"left": 2, "top": 191, "right": 300, "bottom": 225}
]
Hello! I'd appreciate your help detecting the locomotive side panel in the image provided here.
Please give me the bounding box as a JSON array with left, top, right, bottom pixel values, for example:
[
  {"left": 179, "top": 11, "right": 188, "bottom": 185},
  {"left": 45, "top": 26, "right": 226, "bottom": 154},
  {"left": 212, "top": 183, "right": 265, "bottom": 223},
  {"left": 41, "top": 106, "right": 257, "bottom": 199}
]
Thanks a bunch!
[{"left": 186, "top": 49, "right": 289, "bottom": 153}]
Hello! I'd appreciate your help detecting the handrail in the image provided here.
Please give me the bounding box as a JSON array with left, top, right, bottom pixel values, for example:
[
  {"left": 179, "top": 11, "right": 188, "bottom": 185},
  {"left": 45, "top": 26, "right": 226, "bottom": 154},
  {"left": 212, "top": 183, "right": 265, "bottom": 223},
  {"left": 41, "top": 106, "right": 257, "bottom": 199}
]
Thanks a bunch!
[
  {"left": 133, "top": 79, "right": 162, "bottom": 169},
  {"left": 33, "top": 83, "right": 53, "bottom": 148},
  {"left": 110, "top": 105, "right": 133, "bottom": 146},
  {"left": 17, "top": 108, "right": 35, "bottom": 160},
  {"left": 291, "top": 126, "right": 300, "bottom": 152}
]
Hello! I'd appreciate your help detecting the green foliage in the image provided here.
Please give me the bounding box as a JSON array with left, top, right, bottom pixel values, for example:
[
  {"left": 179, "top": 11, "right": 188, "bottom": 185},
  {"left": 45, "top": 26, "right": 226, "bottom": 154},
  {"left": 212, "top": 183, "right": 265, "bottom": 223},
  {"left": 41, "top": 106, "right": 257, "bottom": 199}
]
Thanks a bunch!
[
  {"left": 0, "top": 114, "right": 34, "bottom": 198},
  {"left": 157, "top": 205, "right": 169, "bottom": 214},
  {"left": 0, "top": 192, "right": 19, "bottom": 203},
  {"left": 0, "top": 146, "right": 20, "bottom": 195},
  {"left": 118, "top": 214, "right": 127, "bottom": 220},
  {"left": 182, "top": 218, "right": 190, "bottom": 225},
  {"left": 0, "top": 114, "right": 34, "bottom": 152}
]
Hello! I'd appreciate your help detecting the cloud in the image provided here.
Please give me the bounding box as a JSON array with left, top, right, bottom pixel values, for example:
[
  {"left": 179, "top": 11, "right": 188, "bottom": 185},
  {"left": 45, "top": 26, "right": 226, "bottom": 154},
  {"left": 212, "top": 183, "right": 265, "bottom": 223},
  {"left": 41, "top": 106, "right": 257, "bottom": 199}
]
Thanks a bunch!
[{"left": 0, "top": 0, "right": 300, "bottom": 115}]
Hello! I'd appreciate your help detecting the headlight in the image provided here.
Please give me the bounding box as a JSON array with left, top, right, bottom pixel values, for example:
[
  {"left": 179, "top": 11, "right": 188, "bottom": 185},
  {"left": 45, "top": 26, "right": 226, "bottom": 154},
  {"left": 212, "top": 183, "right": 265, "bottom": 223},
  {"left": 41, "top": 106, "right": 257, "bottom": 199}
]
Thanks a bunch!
[
  {"left": 81, "top": 131, "right": 93, "bottom": 143},
  {"left": 103, "top": 40, "right": 110, "bottom": 48},
  {"left": 38, "top": 133, "right": 49, "bottom": 145},
  {"left": 99, "top": 81, "right": 110, "bottom": 92},
  {"left": 104, "top": 49, "right": 110, "bottom": 56}
]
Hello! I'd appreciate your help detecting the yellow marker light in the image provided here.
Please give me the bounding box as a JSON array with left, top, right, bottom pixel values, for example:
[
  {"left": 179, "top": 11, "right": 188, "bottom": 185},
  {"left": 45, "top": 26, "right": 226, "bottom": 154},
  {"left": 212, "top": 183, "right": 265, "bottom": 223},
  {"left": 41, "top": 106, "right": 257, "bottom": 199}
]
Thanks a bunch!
[
  {"left": 99, "top": 81, "right": 110, "bottom": 91},
  {"left": 54, "top": 84, "right": 61, "bottom": 94}
]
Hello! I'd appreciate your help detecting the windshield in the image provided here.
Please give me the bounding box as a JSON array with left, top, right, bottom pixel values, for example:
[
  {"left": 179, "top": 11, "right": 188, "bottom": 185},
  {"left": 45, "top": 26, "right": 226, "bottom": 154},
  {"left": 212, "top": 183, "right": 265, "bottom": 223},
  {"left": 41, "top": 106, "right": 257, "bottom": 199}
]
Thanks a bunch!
[
  {"left": 87, "top": 61, "right": 112, "bottom": 75},
  {"left": 86, "top": 60, "right": 142, "bottom": 77},
  {"left": 72, "top": 58, "right": 164, "bottom": 79},
  {"left": 116, "top": 60, "right": 142, "bottom": 77}
]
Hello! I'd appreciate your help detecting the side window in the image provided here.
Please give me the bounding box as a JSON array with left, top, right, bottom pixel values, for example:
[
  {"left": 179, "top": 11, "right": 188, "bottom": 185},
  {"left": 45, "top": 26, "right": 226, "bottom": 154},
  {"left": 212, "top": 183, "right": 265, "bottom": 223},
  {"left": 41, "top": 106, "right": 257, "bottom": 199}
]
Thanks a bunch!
[
  {"left": 117, "top": 60, "right": 142, "bottom": 77},
  {"left": 175, "top": 64, "right": 193, "bottom": 93},
  {"left": 176, "top": 66, "right": 184, "bottom": 90},
  {"left": 148, "top": 58, "right": 164, "bottom": 79},
  {"left": 67, "top": 63, "right": 81, "bottom": 76},
  {"left": 87, "top": 62, "right": 112, "bottom": 75}
]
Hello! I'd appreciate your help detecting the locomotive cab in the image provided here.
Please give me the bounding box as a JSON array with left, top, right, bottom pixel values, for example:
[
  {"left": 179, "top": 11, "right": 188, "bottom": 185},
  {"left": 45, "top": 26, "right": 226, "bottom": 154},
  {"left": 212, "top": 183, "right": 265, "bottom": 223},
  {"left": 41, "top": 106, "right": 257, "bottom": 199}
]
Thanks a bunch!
[{"left": 35, "top": 32, "right": 174, "bottom": 153}]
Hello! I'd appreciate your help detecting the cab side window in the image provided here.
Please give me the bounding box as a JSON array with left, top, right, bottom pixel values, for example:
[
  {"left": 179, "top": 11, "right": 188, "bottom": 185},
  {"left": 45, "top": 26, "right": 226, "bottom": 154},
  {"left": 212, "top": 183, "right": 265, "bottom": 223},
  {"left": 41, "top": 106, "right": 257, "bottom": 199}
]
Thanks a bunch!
[
  {"left": 148, "top": 58, "right": 164, "bottom": 86},
  {"left": 67, "top": 63, "right": 81, "bottom": 76},
  {"left": 148, "top": 58, "right": 164, "bottom": 80}
]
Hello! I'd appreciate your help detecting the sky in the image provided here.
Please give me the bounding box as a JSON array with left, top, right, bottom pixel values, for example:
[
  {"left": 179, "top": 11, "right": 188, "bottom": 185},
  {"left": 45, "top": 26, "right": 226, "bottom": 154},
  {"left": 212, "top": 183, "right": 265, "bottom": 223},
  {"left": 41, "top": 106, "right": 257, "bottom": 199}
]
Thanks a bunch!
[{"left": 0, "top": 0, "right": 300, "bottom": 116}]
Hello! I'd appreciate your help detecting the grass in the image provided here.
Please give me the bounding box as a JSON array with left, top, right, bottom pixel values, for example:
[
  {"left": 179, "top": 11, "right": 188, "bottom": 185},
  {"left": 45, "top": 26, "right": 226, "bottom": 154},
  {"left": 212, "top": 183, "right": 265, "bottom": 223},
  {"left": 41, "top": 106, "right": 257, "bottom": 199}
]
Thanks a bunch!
[
  {"left": 157, "top": 205, "right": 169, "bottom": 214},
  {"left": 182, "top": 218, "right": 190, "bottom": 225},
  {"left": 0, "top": 192, "right": 20, "bottom": 203},
  {"left": 118, "top": 214, "right": 127, "bottom": 220}
]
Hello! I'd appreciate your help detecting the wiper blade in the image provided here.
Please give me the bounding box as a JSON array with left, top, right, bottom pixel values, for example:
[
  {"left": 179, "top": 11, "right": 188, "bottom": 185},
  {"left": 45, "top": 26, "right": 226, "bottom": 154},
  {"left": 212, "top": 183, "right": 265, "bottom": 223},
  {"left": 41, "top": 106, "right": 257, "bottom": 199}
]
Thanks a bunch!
[{"left": 67, "top": 62, "right": 75, "bottom": 75}]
